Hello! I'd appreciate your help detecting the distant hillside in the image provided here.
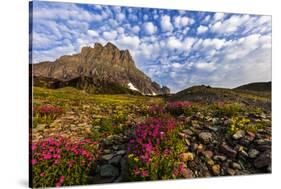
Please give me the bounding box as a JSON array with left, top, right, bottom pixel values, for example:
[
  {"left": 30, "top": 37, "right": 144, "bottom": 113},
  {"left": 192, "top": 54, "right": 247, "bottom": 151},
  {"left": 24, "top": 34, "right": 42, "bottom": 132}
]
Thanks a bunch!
[
  {"left": 234, "top": 82, "right": 271, "bottom": 92},
  {"left": 168, "top": 85, "right": 271, "bottom": 111}
]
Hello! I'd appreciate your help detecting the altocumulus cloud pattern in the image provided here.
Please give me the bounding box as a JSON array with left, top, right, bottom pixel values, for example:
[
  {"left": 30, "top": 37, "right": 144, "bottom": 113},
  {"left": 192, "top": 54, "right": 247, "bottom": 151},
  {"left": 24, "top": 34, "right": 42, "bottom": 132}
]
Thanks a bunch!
[{"left": 31, "top": 1, "right": 271, "bottom": 92}]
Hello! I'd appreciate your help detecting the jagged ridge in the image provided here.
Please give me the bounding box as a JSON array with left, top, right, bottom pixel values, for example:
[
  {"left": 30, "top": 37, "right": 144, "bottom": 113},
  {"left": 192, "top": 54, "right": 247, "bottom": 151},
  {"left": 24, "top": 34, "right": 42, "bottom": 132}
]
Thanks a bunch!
[{"left": 32, "top": 42, "right": 170, "bottom": 95}]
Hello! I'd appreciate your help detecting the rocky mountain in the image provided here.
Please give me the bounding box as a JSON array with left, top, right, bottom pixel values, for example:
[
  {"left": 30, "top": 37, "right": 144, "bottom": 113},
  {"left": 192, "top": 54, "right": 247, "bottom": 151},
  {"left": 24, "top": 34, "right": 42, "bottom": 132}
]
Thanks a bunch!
[
  {"left": 32, "top": 42, "right": 170, "bottom": 95},
  {"left": 234, "top": 82, "right": 271, "bottom": 92}
]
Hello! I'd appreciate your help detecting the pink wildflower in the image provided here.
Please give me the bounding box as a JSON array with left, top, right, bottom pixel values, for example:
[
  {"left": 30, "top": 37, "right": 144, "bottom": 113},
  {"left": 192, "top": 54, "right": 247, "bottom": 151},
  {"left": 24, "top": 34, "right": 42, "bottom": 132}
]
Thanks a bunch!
[{"left": 31, "top": 159, "right": 37, "bottom": 165}]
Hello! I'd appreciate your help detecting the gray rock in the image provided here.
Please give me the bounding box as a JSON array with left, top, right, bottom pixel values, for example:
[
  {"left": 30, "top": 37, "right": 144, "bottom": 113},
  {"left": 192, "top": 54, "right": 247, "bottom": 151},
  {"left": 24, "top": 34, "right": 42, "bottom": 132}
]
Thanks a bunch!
[
  {"left": 255, "top": 139, "right": 271, "bottom": 145},
  {"left": 220, "top": 143, "right": 237, "bottom": 158},
  {"left": 239, "top": 150, "right": 249, "bottom": 158},
  {"left": 103, "top": 149, "right": 111, "bottom": 154},
  {"left": 102, "top": 154, "right": 114, "bottom": 161},
  {"left": 248, "top": 149, "right": 260, "bottom": 158},
  {"left": 112, "top": 145, "right": 119, "bottom": 151},
  {"left": 114, "top": 157, "right": 129, "bottom": 182},
  {"left": 182, "top": 129, "right": 194, "bottom": 136},
  {"left": 202, "top": 150, "right": 214, "bottom": 159},
  {"left": 213, "top": 155, "right": 227, "bottom": 162},
  {"left": 103, "top": 139, "right": 112, "bottom": 146},
  {"left": 116, "top": 150, "right": 126, "bottom": 155},
  {"left": 208, "top": 126, "right": 219, "bottom": 132},
  {"left": 227, "top": 168, "right": 236, "bottom": 176},
  {"left": 192, "top": 143, "right": 198, "bottom": 151},
  {"left": 212, "top": 118, "right": 220, "bottom": 125},
  {"left": 100, "top": 164, "right": 119, "bottom": 177},
  {"left": 232, "top": 162, "right": 242, "bottom": 170},
  {"left": 198, "top": 132, "right": 213, "bottom": 144},
  {"left": 254, "top": 151, "right": 271, "bottom": 169},
  {"left": 109, "top": 155, "right": 122, "bottom": 166},
  {"left": 232, "top": 130, "right": 245, "bottom": 140}
]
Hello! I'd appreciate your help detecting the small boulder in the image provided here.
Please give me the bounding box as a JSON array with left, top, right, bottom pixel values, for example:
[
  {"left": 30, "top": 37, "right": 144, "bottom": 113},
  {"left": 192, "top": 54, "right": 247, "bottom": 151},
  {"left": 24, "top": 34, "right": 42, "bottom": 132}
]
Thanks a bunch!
[
  {"left": 232, "top": 162, "right": 242, "bottom": 170},
  {"left": 102, "top": 154, "right": 114, "bottom": 161},
  {"left": 116, "top": 150, "right": 126, "bottom": 155},
  {"left": 227, "top": 168, "right": 236, "bottom": 176},
  {"left": 248, "top": 149, "right": 260, "bottom": 159},
  {"left": 212, "top": 164, "right": 221, "bottom": 176},
  {"left": 202, "top": 150, "right": 214, "bottom": 159},
  {"left": 198, "top": 132, "right": 213, "bottom": 144},
  {"left": 213, "top": 155, "right": 227, "bottom": 162},
  {"left": 180, "top": 152, "right": 194, "bottom": 162},
  {"left": 254, "top": 151, "right": 271, "bottom": 169},
  {"left": 220, "top": 143, "right": 237, "bottom": 158},
  {"left": 100, "top": 164, "right": 119, "bottom": 177},
  {"left": 232, "top": 130, "right": 245, "bottom": 140},
  {"left": 109, "top": 155, "right": 122, "bottom": 166}
]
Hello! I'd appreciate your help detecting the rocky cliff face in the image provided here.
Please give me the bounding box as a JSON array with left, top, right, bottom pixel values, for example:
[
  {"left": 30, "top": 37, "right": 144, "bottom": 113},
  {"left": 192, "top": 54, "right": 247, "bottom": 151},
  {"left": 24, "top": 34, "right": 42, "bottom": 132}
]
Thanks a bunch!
[{"left": 32, "top": 42, "right": 170, "bottom": 95}]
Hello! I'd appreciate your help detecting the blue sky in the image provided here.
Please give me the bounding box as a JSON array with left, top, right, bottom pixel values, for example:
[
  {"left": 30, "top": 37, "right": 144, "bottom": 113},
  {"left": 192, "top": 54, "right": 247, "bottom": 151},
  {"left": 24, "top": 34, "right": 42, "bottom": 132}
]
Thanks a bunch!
[{"left": 31, "top": 1, "right": 272, "bottom": 92}]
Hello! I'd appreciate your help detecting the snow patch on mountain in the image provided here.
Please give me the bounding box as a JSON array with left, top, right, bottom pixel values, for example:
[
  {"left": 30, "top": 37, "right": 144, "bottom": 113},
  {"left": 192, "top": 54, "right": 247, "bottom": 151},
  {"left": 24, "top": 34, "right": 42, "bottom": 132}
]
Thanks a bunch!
[{"left": 128, "top": 82, "right": 140, "bottom": 92}]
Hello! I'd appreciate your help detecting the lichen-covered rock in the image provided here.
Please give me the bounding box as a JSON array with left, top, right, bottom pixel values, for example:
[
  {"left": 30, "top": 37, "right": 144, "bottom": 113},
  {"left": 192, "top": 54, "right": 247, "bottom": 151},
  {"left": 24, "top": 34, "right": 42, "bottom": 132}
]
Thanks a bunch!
[{"left": 198, "top": 132, "right": 213, "bottom": 144}]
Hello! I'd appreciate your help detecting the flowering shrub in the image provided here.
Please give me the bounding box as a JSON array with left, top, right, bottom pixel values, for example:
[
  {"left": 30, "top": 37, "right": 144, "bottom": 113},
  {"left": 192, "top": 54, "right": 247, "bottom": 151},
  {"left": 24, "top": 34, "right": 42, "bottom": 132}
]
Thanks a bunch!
[
  {"left": 31, "top": 136, "right": 100, "bottom": 187},
  {"left": 34, "top": 105, "right": 64, "bottom": 115},
  {"left": 33, "top": 105, "right": 64, "bottom": 127},
  {"left": 172, "top": 162, "right": 192, "bottom": 178},
  {"left": 227, "top": 116, "right": 263, "bottom": 134},
  {"left": 166, "top": 101, "right": 192, "bottom": 116},
  {"left": 148, "top": 104, "right": 166, "bottom": 116},
  {"left": 211, "top": 102, "right": 245, "bottom": 117},
  {"left": 128, "top": 116, "right": 186, "bottom": 180}
]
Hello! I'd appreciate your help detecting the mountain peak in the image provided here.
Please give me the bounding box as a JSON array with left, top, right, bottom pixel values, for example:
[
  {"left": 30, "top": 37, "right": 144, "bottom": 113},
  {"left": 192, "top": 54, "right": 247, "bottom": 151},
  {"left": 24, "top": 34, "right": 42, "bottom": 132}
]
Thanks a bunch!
[
  {"left": 94, "top": 42, "right": 103, "bottom": 49},
  {"left": 33, "top": 42, "right": 170, "bottom": 95},
  {"left": 105, "top": 42, "right": 118, "bottom": 50}
]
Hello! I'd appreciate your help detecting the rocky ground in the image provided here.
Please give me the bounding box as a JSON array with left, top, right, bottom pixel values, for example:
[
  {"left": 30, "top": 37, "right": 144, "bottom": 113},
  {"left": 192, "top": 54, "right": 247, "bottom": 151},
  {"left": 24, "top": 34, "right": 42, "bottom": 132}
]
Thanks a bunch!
[{"left": 31, "top": 87, "right": 271, "bottom": 184}]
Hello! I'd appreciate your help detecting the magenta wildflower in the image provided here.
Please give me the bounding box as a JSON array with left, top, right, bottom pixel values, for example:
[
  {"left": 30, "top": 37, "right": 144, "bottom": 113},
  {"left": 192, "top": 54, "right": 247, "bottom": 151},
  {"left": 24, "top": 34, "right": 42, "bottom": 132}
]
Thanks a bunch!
[{"left": 31, "top": 159, "right": 37, "bottom": 165}]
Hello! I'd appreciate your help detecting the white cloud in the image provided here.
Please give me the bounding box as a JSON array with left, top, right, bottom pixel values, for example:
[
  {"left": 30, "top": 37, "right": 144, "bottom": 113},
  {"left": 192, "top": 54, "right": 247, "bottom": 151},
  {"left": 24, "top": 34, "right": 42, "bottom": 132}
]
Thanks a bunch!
[
  {"left": 170, "top": 71, "right": 177, "bottom": 78},
  {"left": 213, "top": 13, "right": 224, "bottom": 21},
  {"left": 167, "top": 37, "right": 182, "bottom": 49},
  {"left": 116, "top": 13, "right": 125, "bottom": 21},
  {"left": 202, "top": 38, "right": 225, "bottom": 50},
  {"left": 182, "top": 37, "right": 196, "bottom": 51},
  {"left": 143, "top": 14, "right": 148, "bottom": 21},
  {"left": 117, "top": 35, "right": 140, "bottom": 49},
  {"left": 161, "top": 15, "right": 174, "bottom": 32},
  {"left": 174, "top": 16, "right": 193, "bottom": 28},
  {"left": 32, "top": 2, "right": 271, "bottom": 93},
  {"left": 102, "top": 31, "right": 117, "bottom": 40},
  {"left": 202, "top": 15, "right": 211, "bottom": 23},
  {"left": 210, "top": 14, "right": 258, "bottom": 35},
  {"left": 197, "top": 25, "right": 208, "bottom": 34},
  {"left": 132, "top": 25, "right": 140, "bottom": 34},
  {"left": 171, "top": 62, "right": 183, "bottom": 69},
  {"left": 116, "top": 27, "right": 125, "bottom": 34},
  {"left": 87, "top": 30, "right": 99, "bottom": 37},
  {"left": 33, "top": 44, "right": 76, "bottom": 63},
  {"left": 143, "top": 22, "right": 157, "bottom": 35},
  {"left": 33, "top": 3, "right": 105, "bottom": 23},
  {"left": 195, "top": 62, "right": 217, "bottom": 71},
  {"left": 224, "top": 34, "right": 261, "bottom": 60}
]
